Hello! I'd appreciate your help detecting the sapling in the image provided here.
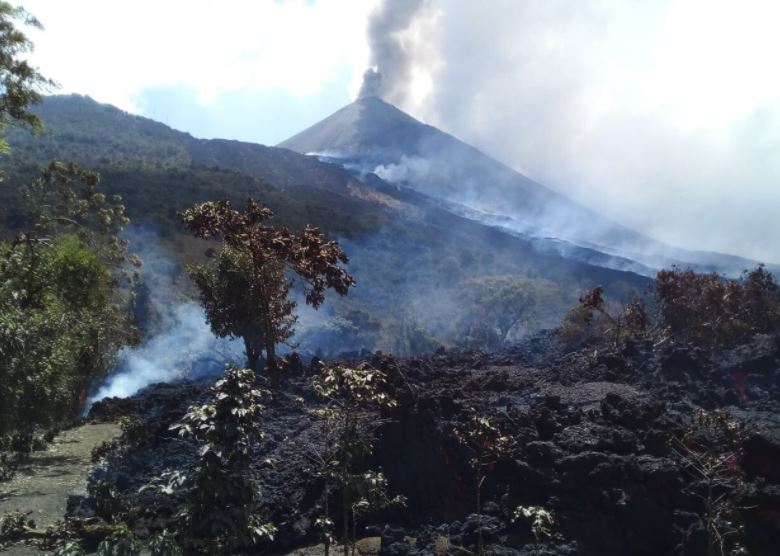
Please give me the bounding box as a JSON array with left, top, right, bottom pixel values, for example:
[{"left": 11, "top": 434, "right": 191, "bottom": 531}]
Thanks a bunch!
[
  {"left": 452, "top": 411, "right": 513, "bottom": 556},
  {"left": 170, "top": 366, "right": 276, "bottom": 551},
  {"left": 671, "top": 409, "right": 749, "bottom": 556},
  {"left": 310, "top": 365, "right": 400, "bottom": 556}
]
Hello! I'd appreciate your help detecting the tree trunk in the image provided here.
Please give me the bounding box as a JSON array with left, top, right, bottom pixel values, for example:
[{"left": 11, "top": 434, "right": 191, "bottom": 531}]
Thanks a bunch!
[
  {"left": 265, "top": 332, "right": 279, "bottom": 389},
  {"left": 343, "top": 486, "right": 350, "bottom": 556},
  {"left": 352, "top": 508, "right": 357, "bottom": 556},
  {"left": 477, "top": 473, "right": 484, "bottom": 556},
  {"left": 324, "top": 492, "right": 331, "bottom": 556},
  {"left": 244, "top": 337, "right": 260, "bottom": 371}
]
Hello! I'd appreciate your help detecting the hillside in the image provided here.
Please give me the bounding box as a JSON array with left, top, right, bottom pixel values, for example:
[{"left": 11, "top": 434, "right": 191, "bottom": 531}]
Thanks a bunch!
[{"left": 0, "top": 94, "right": 654, "bottom": 356}]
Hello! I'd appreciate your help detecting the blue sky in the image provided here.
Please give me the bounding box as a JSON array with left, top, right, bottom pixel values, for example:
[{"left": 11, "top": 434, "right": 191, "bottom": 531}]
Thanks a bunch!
[
  {"left": 134, "top": 65, "right": 353, "bottom": 145},
  {"left": 23, "top": 0, "right": 375, "bottom": 145}
]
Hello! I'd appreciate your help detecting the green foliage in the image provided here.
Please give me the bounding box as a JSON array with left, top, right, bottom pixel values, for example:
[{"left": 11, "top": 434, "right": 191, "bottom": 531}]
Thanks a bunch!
[
  {"left": 171, "top": 367, "right": 274, "bottom": 551},
  {"left": 0, "top": 510, "right": 33, "bottom": 542},
  {"left": 181, "top": 199, "right": 355, "bottom": 384},
  {"left": 95, "top": 523, "right": 142, "bottom": 556},
  {"left": 452, "top": 412, "right": 513, "bottom": 555},
  {"left": 88, "top": 478, "right": 125, "bottom": 522},
  {"left": 0, "top": 1, "right": 53, "bottom": 154},
  {"left": 309, "top": 365, "right": 399, "bottom": 555},
  {"left": 312, "top": 365, "right": 396, "bottom": 411},
  {"left": 147, "top": 530, "right": 182, "bottom": 556},
  {"left": 2, "top": 95, "right": 380, "bottom": 240},
  {"left": 50, "top": 541, "right": 86, "bottom": 556},
  {"left": 350, "top": 469, "right": 406, "bottom": 526},
  {"left": 188, "top": 246, "right": 295, "bottom": 372},
  {"left": 512, "top": 505, "right": 560, "bottom": 542},
  {"left": 0, "top": 234, "right": 126, "bottom": 434},
  {"left": 0, "top": 160, "right": 133, "bottom": 436},
  {"left": 0, "top": 452, "right": 15, "bottom": 481},
  {"left": 18, "top": 161, "right": 132, "bottom": 261},
  {"left": 453, "top": 412, "right": 513, "bottom": 475}
]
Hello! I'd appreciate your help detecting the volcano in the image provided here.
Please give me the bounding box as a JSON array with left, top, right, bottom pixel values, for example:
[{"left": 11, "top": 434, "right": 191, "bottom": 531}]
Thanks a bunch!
[{"left": 281, "top": 96, "right": 771, "bottom": 277}]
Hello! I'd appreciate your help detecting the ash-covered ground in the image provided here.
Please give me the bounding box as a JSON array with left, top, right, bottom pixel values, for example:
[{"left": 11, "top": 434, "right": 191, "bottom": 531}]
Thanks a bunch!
[{"left": 85, "top": 332, "right": 780, "bottom": 555}]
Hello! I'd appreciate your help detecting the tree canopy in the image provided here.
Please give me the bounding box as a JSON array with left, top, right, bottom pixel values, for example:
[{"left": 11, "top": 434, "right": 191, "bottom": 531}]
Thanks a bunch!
[
  {"left": 0, "top": 1, "right": 53, "bottom": 153},
  {"left": 0, "top": 163, "right": 133, "bottom": 436},
  {"left": 457, "top": 275, "right": 562, "bottom": 349},
  {"left": 181, "top": 199, "right": 355, "bottom": 384}
]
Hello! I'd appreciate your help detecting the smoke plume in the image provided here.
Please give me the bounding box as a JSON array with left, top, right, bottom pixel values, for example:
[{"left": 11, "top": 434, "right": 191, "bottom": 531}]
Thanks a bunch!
[
  {"left": 359, "top": 0, "right": 780, "bottom": 264},
  {"left": 87, "top": 228, "right": 243, "bottom": 405},
  {"left": 360, "top": 0, "right": 432, "bottom": 104}
]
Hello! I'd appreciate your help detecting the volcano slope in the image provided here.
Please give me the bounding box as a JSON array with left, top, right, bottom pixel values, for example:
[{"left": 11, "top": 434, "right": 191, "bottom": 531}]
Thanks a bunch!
[{"left": 77, "top": 328, "right": 780, "bottom": 556}]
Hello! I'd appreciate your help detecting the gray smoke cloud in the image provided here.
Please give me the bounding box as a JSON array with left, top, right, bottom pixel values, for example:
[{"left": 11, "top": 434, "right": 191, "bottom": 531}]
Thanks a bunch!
[
  {"left": 360, "top": 0, "right": 432, "bottom": 104},
  {"left": 362, "top": 0, "right": 780, "bottom": 264}
]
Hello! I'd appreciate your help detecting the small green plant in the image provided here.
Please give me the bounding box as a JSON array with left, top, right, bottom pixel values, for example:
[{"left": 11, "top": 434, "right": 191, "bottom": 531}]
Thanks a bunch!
[
  {"left": 350, "top": 471, "right": 406, "bottom": 555},
  {"left": 95, "top": 523, "right": 142, "bottom": 556},
  {"left": 452, "top": 412, "right": 513, "bottom": 556},
  {"left": 171, "top": 366, "right": 274, "bottom": 551},
  {"left": 0, "top": 510, "right": 34, "bottom": 542},
  {"left": 118, "top": 416, "right": 147, "bottom": 445},
  {"left": 309, "top": 365, "right": 399, "bottom": 556},
  {"left": 0, "top": 453, "right": 16, "bottom": 482},
  {"left": 50, "top": 541, "right": 86, "bottom": 556},
  {"left": 88, "top": 479, "right": 125, "bottom": 522},
  {"left": 512, "top": 505, "right": 561, "bottom": 542},
  {"left": 147, "top": 529, "right": 182, "bottom": 556}
]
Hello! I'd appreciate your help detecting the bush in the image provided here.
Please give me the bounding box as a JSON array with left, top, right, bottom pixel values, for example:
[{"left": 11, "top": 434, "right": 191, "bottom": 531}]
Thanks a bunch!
[
  {"left": 561, "top": 266, "right": 780, "bottom": 351},
  {"left": 0, "top": 234, "right": 127, "bottom": 435},
  {"left": 558, "top": 286, "right": 647, "bottom": 349},
  {"left": 655, "top": 266, "right": 780, "bottom": 348},
  {"left": 171, "top": 366, "right": 274, "bottom": 552}
]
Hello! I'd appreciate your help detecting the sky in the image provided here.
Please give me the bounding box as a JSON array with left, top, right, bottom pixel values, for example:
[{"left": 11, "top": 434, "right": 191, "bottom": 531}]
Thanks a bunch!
[{"left": 20, "top": 0, "right": 780, "bottom": 264}]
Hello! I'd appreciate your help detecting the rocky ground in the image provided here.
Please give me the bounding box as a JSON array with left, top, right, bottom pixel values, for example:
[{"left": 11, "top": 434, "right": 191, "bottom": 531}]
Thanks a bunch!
[{"left": 82, "top": 332, "right": 780, "bottom": 555}]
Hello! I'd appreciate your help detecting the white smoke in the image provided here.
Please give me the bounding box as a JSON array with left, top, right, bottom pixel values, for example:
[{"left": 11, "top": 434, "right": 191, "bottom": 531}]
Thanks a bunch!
[
  {"left": 88, "top": 303, "right": 242, "bottom": 403},
  {"left": 87, "top": 228, "right": 243, "bottom": 405},
  {"left": 373, "top": 155, "right": 432, "bottom": 184},
  {"left": 362, "top": 0, "right": 780, "bottom": 265}
]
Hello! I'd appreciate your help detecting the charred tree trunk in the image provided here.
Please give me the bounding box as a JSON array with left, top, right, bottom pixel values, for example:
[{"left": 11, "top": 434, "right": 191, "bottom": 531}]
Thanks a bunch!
[
  {"left": 266, "top": 332, "right": 279, "bottom": 389},
  {"left": 243, "top": 335, "right": 261, "bottom": 371}
]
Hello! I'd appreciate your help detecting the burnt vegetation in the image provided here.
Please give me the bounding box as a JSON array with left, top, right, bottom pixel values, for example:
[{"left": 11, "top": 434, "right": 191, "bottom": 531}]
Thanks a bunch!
[
  {"left": 12, "top": 257, "right": 776, "bottom": 555},
  {"left": 560, "top": 266, "right": 780, "bottom": 352}
]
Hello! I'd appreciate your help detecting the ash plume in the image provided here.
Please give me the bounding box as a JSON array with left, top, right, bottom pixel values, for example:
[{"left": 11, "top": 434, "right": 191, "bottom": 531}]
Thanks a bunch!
[
  {"left": 360, "top": 0, "right": 431, "bottom": 104},
  {"left": 358, "top": 68, "right": 383, "bottom": 99}
]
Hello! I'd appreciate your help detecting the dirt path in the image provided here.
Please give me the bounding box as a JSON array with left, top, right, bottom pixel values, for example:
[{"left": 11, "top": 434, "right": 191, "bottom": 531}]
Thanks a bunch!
[{"left": 0, "top": 422, "right": 121, "bottom": 555}]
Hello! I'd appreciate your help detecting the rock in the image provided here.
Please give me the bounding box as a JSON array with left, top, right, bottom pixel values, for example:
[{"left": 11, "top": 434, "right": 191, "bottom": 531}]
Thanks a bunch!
[
  {"left": 457, "top": 514, "right": 504, "bottom": 548},
  {"left": 380, "top": 526, "right": 409, "bottom": 556}
]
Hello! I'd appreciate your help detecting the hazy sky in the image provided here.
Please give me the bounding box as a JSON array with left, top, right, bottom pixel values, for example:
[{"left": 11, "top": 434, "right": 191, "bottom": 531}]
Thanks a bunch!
[{"left": 21, "top": 0, "right": 780, "bottom": 264}]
